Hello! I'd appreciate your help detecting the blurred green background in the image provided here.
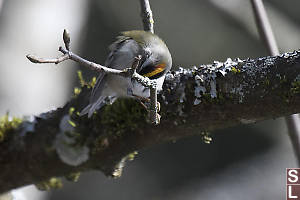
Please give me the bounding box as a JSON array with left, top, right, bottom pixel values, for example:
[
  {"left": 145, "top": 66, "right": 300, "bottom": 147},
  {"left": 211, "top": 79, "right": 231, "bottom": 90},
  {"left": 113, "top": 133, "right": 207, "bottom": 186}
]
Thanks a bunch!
[{"left": 0, "top": 0, "right": 299, "bottom": 199}]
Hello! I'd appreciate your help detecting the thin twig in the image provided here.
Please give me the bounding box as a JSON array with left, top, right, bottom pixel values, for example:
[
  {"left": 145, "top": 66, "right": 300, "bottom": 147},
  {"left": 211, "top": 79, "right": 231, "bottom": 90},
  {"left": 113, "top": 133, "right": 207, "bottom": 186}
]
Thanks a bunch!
[
  {"left": 150, "top": 86, "right": 160, "bottom": 124},
  {"left": 27, "top": 29, "right": 159, "bottom": 124},
  {"left": 27, "top": 48, "right": 127, "bottom": 76},
  {"left": 139, "top": 0, "right": 154, "bottom": 34},
  {"left": 251, "top": 0, "right": 300, "bottom": 166},
  {"left": 58, "top": 47, "right": 129, "bottom": 76},
  {"left": 26, "top": 54, "right": 69, "bottom": 64},
  {"left": 139, "top": 0, "right": 159, "bottom": 124},
  {"left": 27, "top": 48, "right": 153, "bottom": 89},
  {"left": 63, "top": 29, "right": 71, "bottom": 51}
]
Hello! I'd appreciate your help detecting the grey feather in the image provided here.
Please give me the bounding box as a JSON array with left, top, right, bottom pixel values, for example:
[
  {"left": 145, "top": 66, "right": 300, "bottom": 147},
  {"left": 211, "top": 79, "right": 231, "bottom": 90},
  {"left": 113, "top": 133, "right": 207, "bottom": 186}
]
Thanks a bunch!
[
  {"left": 80, "top": 30, "right": 172, "bottom": 118},
  {"left": 80, "top": 36, "right": 142, "bottom": 117}
]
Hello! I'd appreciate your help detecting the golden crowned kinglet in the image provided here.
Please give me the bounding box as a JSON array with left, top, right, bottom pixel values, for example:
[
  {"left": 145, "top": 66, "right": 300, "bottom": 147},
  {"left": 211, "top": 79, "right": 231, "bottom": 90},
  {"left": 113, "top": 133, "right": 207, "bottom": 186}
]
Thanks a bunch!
[{"left": 80, "top": 30, "right": 172, "bottom": 117}]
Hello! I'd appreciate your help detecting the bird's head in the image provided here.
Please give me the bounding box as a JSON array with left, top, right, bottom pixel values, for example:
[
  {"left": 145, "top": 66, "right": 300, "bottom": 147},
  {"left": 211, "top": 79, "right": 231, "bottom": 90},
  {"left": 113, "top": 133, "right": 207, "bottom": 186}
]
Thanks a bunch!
[{"left": 135, "top": 32, "right": 172, "bottom": 80}]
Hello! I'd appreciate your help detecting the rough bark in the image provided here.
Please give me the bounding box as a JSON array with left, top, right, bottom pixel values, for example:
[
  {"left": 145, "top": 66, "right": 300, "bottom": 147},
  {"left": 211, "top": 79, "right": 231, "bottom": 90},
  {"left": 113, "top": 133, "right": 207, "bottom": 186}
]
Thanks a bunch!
[{"left": 0, "top": 50, "right": 300, "bottom": 193}]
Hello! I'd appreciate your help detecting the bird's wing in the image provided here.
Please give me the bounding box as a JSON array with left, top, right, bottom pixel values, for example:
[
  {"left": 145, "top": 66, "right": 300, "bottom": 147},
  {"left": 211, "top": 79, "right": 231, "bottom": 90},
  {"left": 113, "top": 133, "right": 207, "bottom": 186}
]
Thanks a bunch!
[
  {"left": 105, "top": 35, "right": 143, "bottom": 70},
  {"left": 80, "top": 35, "right": 142, "bottom": 117}
]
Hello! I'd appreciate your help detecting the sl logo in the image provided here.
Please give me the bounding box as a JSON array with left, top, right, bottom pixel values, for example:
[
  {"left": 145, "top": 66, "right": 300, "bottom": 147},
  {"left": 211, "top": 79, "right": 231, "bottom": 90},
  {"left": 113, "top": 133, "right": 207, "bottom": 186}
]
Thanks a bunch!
[{"left": 287, "top": 168, "right": 300, "bottom": 199}]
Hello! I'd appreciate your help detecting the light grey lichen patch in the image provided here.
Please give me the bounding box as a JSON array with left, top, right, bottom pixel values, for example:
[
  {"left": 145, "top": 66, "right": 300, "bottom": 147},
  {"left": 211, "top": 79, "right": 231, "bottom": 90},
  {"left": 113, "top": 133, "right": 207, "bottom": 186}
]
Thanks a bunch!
[
  {"left": 294, "top": 74, "right": 300, "bottom": 82},
  {"left": 179, "top": 85, "right": 186, "bottom": 103},
  {"left": 239, "top": 118, "right": 256, "bottom": 124},
  {"left": 210, "top": 73, "right": 217, "bottom": 98},
  {"left": 54, "top": 115, "right": 89, "bottom": 166},
  {"left": 166, "top": 67, "right": 195, "bottom": 115},
  {"left": 279, "top": 50, "right": 300, "bottom": 63},
  {"left": 264, "top": 57, "right": 275, "bottom": 67},
  {"left": 164, "top": 50, "right": 300, "bottom": 110},
  {"left": 230, "top": 84, "right": 245, "bottom": 103},
  {"left": 194, "top": 75, "right": 206, "bottom": 105},
  {"left": 220, "top": 58, "right": 240, "bottom": 76},
  {"left": 176, "top": 69, "right": 190, "bottom": 114},
  {"left": 190, "top": 58, "right": 245, "bottom": 104},
  {"left": 165, "top": 73, "right": 175, "bottom": 82},
  {"left": 194, "top": 58, "right": 243, "bottom": 101},
  {"left": 242, "top": 58, "right": 268, "bottom": 81},
  {"left": 111, "top": 151, "right": 138, "bottom": 178},
  {"left": 160, "top": 92, "right": 167, "bottom": 104},
  {"left": 177, "top": 104, "right": 185, "bottom": 116},
  {"left": 177, "top": 67, "right": 194, "bottom": 77},
  {"left": 193, "top": 99, "right": 201, "bottom": 105}
]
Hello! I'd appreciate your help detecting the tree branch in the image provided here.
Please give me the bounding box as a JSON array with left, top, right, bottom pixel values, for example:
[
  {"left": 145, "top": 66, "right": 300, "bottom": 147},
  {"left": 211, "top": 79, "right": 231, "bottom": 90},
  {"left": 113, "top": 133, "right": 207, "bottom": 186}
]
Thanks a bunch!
[
  {"left": 250, "top": 0, "right": 300, "bottom": 167},
  {"left": 26, "top": 30, "right": 159, "bottom": 124},
  {"left": 139, "top": 0, "right": 159, "bottom": 123},
  {"left": 139, "top": 0, "right": 154, "bottom": 34},
  {"left": 1, "top": 50, "right": 300, "bottom": 192}
]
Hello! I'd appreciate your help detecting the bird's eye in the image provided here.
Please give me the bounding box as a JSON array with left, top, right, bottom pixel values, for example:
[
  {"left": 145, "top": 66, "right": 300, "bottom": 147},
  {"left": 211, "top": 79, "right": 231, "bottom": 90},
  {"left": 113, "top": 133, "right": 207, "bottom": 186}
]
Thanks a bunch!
[{"left": 139, "top": 63, "right": 166, "bottom": 79}]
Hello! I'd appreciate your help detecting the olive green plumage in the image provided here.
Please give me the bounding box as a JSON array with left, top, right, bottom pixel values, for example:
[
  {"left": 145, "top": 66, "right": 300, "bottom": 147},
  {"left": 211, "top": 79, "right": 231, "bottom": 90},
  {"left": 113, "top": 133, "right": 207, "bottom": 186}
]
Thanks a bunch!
[{"left": 81, "top": 30, "right": 172, "bottom": 117}]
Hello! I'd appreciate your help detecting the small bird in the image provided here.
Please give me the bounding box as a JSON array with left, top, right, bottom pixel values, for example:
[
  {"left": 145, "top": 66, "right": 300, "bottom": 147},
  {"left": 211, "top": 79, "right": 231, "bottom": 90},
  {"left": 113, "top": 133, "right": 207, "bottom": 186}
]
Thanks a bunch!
[{"left": 80, "top": 30, "right": 172, "bottom": 117}]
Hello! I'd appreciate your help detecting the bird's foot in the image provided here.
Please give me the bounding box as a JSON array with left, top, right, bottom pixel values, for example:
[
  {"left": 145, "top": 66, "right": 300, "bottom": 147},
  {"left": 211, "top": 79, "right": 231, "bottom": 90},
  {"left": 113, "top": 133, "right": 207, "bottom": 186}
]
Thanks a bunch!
[{"left": 132, "top": 94, "right": 160, "bottom": 113}]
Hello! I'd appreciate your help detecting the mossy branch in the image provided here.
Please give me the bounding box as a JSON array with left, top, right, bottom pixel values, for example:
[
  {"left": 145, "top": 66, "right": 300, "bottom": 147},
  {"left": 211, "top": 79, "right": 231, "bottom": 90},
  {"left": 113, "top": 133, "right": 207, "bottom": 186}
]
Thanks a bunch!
[
  {"left": 27, "top": 29, "right": 160, "bottom": 125},
  {"left": 1, "top": 50, "right": 300, "bottom": 193}
]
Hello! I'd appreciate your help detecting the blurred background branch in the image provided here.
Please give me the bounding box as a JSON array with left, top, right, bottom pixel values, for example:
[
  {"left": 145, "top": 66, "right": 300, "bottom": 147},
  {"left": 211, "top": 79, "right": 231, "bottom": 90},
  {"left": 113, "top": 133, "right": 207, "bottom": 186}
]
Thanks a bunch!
[
  {"left": 250, "top": 0, "right": 300, "bottom": 167},
  {"left": 0, "top": 0, "right": 3, "bottom": 13},
  {"left": 139, "top": 0, "right": 154, "bottom": 33}
]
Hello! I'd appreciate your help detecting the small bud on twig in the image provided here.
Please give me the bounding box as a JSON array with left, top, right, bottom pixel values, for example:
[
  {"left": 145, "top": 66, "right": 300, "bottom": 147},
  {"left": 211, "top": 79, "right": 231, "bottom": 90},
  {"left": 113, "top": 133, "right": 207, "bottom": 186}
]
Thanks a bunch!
[
  {"left": 27, "top": 30, "right": 160, "bottom": 125},
  {"left": 26, "top": 54, "right": 41, "bottom": 63},
  {"left": 63, "top": 29, "right": 71, "bottom": 51}
]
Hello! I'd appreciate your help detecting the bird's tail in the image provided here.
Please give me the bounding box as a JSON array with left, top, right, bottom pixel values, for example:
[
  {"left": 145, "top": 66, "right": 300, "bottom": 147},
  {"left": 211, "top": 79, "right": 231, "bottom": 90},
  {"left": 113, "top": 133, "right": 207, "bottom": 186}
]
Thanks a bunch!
[
  {"left": 79, "top": 96, "right": 106, "bottom": 118},
  {"left": 79, "top": 104, "right": 92, "bottom": 117},
  {"left": 80, "top": 95, "right": 118, "bottom": 118}
]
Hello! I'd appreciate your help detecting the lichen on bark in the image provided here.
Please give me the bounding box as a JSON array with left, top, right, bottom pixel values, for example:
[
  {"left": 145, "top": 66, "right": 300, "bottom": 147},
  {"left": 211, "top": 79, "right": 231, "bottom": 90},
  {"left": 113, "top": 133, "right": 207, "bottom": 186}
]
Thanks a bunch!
[{"left": 0, "top": 50, "right": 300, "bottom": 193}]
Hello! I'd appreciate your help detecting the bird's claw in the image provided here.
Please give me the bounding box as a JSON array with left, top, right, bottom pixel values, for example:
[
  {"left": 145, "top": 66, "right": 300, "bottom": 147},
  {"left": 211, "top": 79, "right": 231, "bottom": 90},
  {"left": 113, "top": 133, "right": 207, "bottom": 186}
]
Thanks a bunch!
[
  {"left": 155, "top": 113, "right": 161, "bottom": 124},
  {"left": 156, "top": 101, "right": 160, "bottom": 112}
]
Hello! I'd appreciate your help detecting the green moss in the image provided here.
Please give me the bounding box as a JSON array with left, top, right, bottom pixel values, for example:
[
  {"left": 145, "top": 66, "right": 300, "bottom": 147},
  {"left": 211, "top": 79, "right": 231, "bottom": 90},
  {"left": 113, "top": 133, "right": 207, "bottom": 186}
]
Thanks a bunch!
[
  {"left": 280, "top": 75, "right": 287, "bottom": 84},
  {"left": 0, "top": 114, "right": 22, "bottom": 142},
  {"left": 201, "top": 93, "right": 212, "bottom": 103},
  {"left": 201, "top": 132, "right": 212, "bottom": 144},
  {"left": 92, "top": 136, "right": 109, "bottom": 154},
  {"left": 277, "top": 77, "right": 300, "bottom": 104},
  {"left": 127, "top": 151, "right": 138, "bottom": 161},
  {"left": 231, "top": 67, "right": 241, "bottom": 74},
  {"left": 65, "top": 172, "right": 81, "bottom": 182},
  {"left": 200, "top": 92, "right": 227, "bottom": 105},
  {"left": 291, "top": 80, "right": 300, "bottom": 94},
  {"left": 100, "top": 98, "right": 147, "bottom": 136},
  {"left": 68, "top": 120, "right": 77, "bottom": 127},
  {"left": 217, "top": 93, "right": 226, "bottom": 103},
  {"left": 73, "top": 71, "right": 97, "bottom": 98},
  {"left": 263, "top": 78, "right": 270, "bottom": 86},
  {"left": 69, "top": 107, "right": 75, "bottom": 116},
  {"left": 77, "top": 71, "right": 85, "bottom": 87},
  {"left": 73, "top": 87, "right": 82, "bottom": 97},
  {"left": 89, "top": 77, "right": 97, "bottom": 88},
  {"left": 35, "top": 177, "right": 63, "bottom": 191},
  {"left": 77, "top": 70, "right": 97, "bottom": 89}
]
